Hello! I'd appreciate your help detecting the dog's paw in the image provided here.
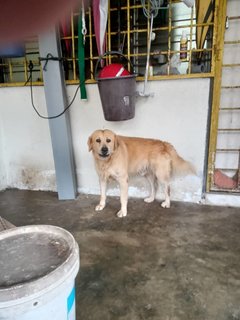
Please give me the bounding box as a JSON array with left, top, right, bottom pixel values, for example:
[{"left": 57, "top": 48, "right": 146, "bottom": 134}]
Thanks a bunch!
[
  {"left": 144, "top": 196, "right": 155, "bottom": 203},
  {"left": 116, "top": 210, "right": 127, "bottom": 218},
  {"left": 95, "top": 204, "right": 105, "bottom": 211},
  {"left": 161, "top": 201, "right": 170, "bottom": 208}
]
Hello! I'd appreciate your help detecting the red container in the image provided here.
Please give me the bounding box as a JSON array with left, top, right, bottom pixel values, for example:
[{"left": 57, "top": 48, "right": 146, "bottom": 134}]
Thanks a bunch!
[{"left": 99, "top": 63, "right": 130, "bottom": 78}]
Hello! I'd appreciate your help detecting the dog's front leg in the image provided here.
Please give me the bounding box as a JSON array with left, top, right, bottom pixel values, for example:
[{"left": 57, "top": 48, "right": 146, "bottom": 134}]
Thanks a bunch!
[
  {"left": 95, "top": 177, "right": 107, "bottom": 211},
  {"left": 116, "top": 176, "right": 128, "bottom": 218}
]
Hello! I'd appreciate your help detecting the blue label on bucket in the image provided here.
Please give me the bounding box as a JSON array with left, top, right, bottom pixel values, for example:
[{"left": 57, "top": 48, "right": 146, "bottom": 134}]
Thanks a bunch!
[{"left": 67, "top": 286, "right": 76, "bottom": 320}]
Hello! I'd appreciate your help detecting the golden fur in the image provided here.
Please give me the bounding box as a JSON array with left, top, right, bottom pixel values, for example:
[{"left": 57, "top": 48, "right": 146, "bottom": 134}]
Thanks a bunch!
[{"left": 88, "top": 129, "right": 196, "bottom": 218}]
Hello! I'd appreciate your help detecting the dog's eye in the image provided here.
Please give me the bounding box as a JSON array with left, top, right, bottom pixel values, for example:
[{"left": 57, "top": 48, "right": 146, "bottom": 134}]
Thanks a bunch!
[
  {"left": 106, "top": 138, "right": 111, "bottom": 143},
  {"left": 96, "top": 138, "right": 101, "bottom": 143}
]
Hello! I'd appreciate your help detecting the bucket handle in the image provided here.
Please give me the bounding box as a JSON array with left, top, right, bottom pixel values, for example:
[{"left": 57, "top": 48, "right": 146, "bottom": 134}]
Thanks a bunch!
[{"left": 95, "top": 51, "right": 134, "bottom": 80}]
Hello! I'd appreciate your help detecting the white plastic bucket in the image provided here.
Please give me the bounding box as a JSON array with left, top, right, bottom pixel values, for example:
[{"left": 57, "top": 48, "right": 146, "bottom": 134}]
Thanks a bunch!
[{"left": 0, "top": 225, "right": 80, "bottom": 320}]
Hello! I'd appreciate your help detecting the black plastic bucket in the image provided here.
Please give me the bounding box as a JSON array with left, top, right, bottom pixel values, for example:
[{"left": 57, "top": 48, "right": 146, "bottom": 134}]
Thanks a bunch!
[{"left": 95, "top": 51, "right": 137, "bottom": 121}]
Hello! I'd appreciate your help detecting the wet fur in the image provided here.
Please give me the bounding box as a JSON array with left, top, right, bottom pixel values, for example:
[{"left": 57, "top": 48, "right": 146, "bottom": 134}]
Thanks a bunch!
[{"left": 88, "top": 129, "right": 196, "bottom": 218}]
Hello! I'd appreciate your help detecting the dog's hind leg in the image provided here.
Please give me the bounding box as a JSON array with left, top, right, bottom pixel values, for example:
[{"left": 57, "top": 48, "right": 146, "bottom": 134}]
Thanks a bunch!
[
  {"left": 155, "top": 164, "right": 171, "bottom": 208},
  {"left": 161, "top": 184, "right": 171, "bottom": 208},
  {"left": 144, "top": 173, "right": 156, "bottom": 203},
  {"left": 95, "top": 178, "right": 107, "bottom": 211}
]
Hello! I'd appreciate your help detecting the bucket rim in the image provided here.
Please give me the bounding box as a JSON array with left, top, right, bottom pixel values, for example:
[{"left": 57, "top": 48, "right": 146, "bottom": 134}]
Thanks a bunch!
[
  {"left": 96, "top": 73, "right": 137, "bottom": 82},
  {"left": 94, "top": 51, "right": 137, "bottom": 81},
  {"left": 0, "top": 225, "right": 79, "bottom": 306}
]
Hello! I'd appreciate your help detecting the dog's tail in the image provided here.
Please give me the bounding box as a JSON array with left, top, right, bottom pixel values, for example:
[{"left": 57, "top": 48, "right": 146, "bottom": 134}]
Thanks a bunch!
[{"left": 170, "top": 148, "right": 196, "bottom": 178}]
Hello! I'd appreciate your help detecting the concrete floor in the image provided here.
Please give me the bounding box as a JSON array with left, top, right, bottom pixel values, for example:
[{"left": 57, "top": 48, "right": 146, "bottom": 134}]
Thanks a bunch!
[{"left": 0, "top": 189, "right": 240, "bottom": 320}]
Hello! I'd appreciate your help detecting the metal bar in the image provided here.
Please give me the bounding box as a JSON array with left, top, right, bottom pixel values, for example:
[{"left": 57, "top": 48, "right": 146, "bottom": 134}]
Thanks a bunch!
[
  {"left": 108, "top": 47, "right": 213, "bottom": 56},
  {"left": 0, "top": 71, "right": 215, "bottom": 88},
  {"left": 237, "top": 151, "right": 240, "bottom": 188},
  {"left": 220, "top": 107, "right": 240, "bottom": 110},
  {"left": 206, "top": 0, "right": 227, "bottom": 192},
  {"left": 215, "top": 167, "right": 239, "bottom": 171},
  {"left": 24, "top": 58, "right": 28, "bottom": 82},
  {"left": 71, "top": 11, "right": 77, "bottom": 81},
  {"left": 38, "top": 27, "right": 77, "bottom": 200},
  {"left": 171, "top": 22, "right": 214, "bottom": 30},
  {"left": 3, "top": 69, "right": 35, "bottom": 75},
  {"left": 127, "top": 0, "right": 130, "bottom": 63},
  {"left": 211, "top": 188, "right": 240, "bottom": 193},
  {"left": 4, "top": 59, "right": 39, "bottom": 66},
  {"left": 187, "top": 6, "right": 194, "bottom": 74},
  {"left": 222, "top": 64, "right": 240, "bottom": 67},
  {"left": 216, "top": 149, "right": 240, "bottom": 152},
  {"left": 218, "top": 128, "right": 240, "bottom": 132},
  {"left": 228, "top": 16, "right": 240, "bottom": 20},
  {"left": 221, "top": 85, "right": 240, "bottom": 89},
  {"left": 88, "top": 7, "right": 94, "bottom": 81},
  {"left": 129, "top": 21, "right": 214, "bottom": 33},
  {"left": 8, "top": 61, "right": 13, "bottom": 82},
  {"left": 167, "top": 0, "right": 172, "bottom": 76},
  {"left": 117, "top": 0, "right": 121, "bottom": 51},
  {"left": 107, "top": 0, "right": 111, "bottom": 54},
  {"left": 133, "top": 0, "right": 139, "bottom": 74},
  {"left": 224, "top": 40, "right": 240, "bottom": 45},
  {"left": 211, "top": 0, "right": 219, "bottom": 74}
]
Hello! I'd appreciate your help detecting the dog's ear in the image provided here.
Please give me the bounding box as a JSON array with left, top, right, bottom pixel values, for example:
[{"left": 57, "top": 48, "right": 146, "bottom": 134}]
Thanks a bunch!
[
  {"left": 114, "top": 134, "right": 120, "bottom": 150},
  {"left": 88, "top": 136, "right": 93, "bottom": 152}
]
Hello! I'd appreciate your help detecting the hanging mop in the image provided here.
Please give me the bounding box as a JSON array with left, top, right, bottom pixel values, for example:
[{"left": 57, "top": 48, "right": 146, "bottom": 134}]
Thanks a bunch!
[
  {"left": 78, "top": 1, "right": 87, "bottom": 100},
  {"left": 138, "top": 0, "right": 159, "bottom": 97},
  {"left": 139, "top": 12, "right": 154, "bottom": 97}
]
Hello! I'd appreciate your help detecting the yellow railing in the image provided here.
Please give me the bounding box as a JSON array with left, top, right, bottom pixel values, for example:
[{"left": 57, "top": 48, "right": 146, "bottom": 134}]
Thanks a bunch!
[{"left": 0, "top": 0, "right": 217, "bottom": 87}]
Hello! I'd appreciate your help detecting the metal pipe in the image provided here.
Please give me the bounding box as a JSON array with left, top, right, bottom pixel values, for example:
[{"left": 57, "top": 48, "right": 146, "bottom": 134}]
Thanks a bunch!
[{"left": 139, "top": 13, "right": 154, "bottom": 97}]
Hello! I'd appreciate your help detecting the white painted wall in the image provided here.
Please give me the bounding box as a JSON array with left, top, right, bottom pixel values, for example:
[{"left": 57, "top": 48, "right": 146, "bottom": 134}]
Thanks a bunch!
[
  {"left": 0, "top": 86, "right": 56, "bottom": 191},
  {"left": 0, "top": 78, "right": 210, "bottom": 204}
]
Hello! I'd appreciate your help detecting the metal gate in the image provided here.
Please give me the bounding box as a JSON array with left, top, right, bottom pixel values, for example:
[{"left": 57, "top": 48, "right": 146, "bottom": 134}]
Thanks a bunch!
[{"left": 207, "top": 0, "right": 240, "bottom": 194}]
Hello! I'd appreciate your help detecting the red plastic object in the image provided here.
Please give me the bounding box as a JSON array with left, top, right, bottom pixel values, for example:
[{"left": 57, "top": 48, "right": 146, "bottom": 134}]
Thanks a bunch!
[
  {"left": 214, "top": 169, "right": 237, "bottom": 189},
  {"left": 99, "top": 63, "right": 130, "bottom": 78}
]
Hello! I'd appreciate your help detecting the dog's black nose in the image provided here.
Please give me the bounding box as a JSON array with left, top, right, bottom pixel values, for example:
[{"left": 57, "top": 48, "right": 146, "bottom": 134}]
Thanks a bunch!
[{"left": 101, "top": 146, "right": 108, "bottom": 155}]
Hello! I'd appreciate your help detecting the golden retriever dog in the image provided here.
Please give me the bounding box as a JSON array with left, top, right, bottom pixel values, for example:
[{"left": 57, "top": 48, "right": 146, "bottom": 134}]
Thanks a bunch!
[{"left": 88, "top": 129, "right": 196, "bottom": 218}]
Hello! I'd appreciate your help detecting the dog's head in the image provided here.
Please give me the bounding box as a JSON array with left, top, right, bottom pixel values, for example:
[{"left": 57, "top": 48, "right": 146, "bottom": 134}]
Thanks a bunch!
[{"left": 88, "top": 129, "right": 119, "bottom": 160}]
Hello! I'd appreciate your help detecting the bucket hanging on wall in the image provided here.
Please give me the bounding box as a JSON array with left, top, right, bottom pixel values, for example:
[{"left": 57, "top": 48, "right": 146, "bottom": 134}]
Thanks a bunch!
[{"left": 95, "top": 51, "right": 137, "bottom": 121}]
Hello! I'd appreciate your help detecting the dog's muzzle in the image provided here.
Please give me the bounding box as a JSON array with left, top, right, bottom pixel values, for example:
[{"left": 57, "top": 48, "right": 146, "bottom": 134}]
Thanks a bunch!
[{"left": 99, "top": 146, "right": 109, "bottom": 158}]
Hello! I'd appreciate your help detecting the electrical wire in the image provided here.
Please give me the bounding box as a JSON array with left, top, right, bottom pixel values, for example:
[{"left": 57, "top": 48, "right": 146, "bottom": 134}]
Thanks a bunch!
[
  {"left": 25, "top": 60, "right": 81, "bottom": 120},
  {"left": 141, "top": 0, "right": 161, "bottom": 19}
]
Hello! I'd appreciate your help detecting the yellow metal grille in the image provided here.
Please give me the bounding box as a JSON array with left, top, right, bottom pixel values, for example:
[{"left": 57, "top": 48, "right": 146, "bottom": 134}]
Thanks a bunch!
[
  {"left": 0, "top": 0, "right": 218, "bottom": 87},
  {"left": 207, "top": 0, "right": 240, "bottom": 193}
]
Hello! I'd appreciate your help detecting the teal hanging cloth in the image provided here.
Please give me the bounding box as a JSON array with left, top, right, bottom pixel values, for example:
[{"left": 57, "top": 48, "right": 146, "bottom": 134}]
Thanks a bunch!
[{"left": 78, "top": 4, "right": 87, "bottom": 100}]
